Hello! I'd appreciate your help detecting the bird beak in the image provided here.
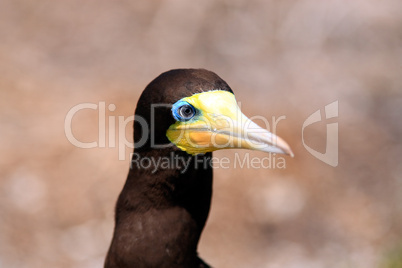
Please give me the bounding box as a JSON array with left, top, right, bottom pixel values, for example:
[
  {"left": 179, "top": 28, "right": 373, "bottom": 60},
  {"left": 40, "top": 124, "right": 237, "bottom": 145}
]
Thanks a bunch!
[{"left": 166, "top": 90, "right": 294, "bottom": 157}]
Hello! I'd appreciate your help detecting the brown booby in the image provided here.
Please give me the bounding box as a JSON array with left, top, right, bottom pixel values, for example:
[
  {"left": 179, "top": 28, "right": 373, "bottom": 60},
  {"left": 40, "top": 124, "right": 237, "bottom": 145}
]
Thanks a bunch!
[{"left": 105, "top": 69, "right": 293, "bottom": 268}]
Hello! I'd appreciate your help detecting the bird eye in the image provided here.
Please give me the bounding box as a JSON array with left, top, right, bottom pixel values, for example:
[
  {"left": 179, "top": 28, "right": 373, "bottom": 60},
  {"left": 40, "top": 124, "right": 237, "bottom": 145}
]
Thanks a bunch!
[
  {"left": 178, "top": 105, "right": 194, "bottom": 118},
  {"left": 172, "top": 101, "right": 196, "bottom": 121}
]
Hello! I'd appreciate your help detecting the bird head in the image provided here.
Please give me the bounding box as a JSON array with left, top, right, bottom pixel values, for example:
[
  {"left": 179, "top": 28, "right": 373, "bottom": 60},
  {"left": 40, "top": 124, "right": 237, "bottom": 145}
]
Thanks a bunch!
[{"left": 133, "top": 69, "right": 293, "bottom": 157}]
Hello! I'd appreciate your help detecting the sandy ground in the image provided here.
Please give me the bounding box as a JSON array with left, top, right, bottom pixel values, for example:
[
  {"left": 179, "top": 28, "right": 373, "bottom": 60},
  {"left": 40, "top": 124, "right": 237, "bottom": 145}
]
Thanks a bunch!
[{"left": 0, "top": 1, "right": 401, "bottom": 267}]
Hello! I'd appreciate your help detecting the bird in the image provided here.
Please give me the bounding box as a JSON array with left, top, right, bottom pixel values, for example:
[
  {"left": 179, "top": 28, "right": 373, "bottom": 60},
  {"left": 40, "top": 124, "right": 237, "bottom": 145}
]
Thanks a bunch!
[{"left": 104, "top": 69, "right": 293, "bottom": 268}]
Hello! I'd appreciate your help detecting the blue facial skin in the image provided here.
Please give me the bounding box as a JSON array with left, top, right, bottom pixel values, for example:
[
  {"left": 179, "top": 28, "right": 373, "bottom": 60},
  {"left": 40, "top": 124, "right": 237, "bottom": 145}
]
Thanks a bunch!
[{"left": 171, "top": 100, "right": 196, "bottom": 122}]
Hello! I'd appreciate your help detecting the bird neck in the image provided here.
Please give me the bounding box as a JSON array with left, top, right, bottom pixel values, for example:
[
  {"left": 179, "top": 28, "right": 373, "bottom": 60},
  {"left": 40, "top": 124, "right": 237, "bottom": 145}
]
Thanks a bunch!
[
  {"left": 124, "top": 149, "right": 213, "bottom": 228},
  {"left": 106, "top": 149, "right": 213, "bottom": 267}
]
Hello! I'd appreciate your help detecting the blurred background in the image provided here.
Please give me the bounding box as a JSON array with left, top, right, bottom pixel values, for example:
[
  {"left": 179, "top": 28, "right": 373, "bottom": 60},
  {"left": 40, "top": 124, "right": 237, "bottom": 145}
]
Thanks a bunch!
[{"left": 1, "top": 0, "right": 401, "bottom": 267}]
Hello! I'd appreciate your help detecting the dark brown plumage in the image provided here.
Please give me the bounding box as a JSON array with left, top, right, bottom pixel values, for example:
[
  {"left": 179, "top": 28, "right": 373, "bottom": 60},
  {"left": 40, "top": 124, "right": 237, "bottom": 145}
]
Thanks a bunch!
[
  {"left": 105, "top": 68, "right": 293, "bottom": 268},
  {"left": 105, "top": 69, "right": 233, "bottom": 268}
]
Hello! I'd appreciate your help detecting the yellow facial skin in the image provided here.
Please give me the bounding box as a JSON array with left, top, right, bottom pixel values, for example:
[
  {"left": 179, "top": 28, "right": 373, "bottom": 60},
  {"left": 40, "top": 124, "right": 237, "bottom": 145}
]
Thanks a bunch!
[{"left": 166, "top": 90, "right": 293, "bottom": 156}]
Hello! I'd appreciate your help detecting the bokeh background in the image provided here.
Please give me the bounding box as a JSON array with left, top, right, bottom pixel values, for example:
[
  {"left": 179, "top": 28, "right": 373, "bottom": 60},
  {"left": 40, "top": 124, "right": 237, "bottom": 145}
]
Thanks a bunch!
[{"left": 1, "top": 0, "right": 401, "bottom": 267}]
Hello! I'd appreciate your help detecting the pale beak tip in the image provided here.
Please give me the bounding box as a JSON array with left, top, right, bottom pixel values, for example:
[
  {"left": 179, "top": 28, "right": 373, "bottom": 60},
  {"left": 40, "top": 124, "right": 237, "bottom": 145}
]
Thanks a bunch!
[
  {"left": 288, "top": 150, "right": 295, "bottom": 158},
  {"left": 274, "top": 136, "right": 294, "bottom": 158},
  {"left": 281, "top": 147, "right": 294, "bottom": 158}
]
